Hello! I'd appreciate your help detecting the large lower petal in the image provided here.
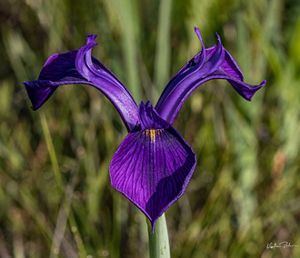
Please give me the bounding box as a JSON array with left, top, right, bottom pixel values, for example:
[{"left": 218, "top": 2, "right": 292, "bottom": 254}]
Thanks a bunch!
[
  {"left": 156, "top": 27, "right": 266, "bottom": 124},
  {"left": 109, "top": 126, "right": 196, "bottom": 226},
  {"left": 24, "top": 35, "right": 139, "bottom": 132}
]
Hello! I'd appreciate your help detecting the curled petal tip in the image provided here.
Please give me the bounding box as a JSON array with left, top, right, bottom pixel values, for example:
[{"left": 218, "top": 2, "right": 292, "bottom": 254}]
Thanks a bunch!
[
  {"left": 23, "top": 80, "right": 57, "bottom": 110},
  {"left": 194, "top": 26, "right": 200, "bottom": 34},
  {"left": 86, "top": 34, "right": 97, "bottom": 45},
  {"left": 194, "top": 26, "right": 205, "bottom": 48},
  {"left": 239, "top": 80, "right": 266, "bottom": 101},
  {"left": 215, "top": 32, "right": 222, "bottom": 44},
  {"left": 261, "top": 80, "right": 267, "bottom": 86}
]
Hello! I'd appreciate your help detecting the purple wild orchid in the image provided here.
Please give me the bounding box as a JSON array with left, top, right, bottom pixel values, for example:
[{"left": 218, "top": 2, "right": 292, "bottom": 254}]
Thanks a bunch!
[{"left": 24, "top": 28, "right": 266, "bottom": 227}]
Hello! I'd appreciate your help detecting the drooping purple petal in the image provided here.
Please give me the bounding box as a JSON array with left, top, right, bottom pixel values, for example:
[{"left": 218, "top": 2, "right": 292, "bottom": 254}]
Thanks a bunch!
[
  {"left": 109, "top": 104, "right": 196, "bottom": 226},
  {"left": 24, "top": 35, "right": 139, "bottom": 131},
  {"left": 155, "top": 27, "right": 266, "bottom": 124}
]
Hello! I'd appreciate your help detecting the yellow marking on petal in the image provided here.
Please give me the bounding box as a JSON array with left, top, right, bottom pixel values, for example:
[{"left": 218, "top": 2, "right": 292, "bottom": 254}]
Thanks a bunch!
[
  {"left": 144, "top": 129, "right": 163, "bottom": 143},
  {"left": 149, "top": 129, "right": 156, "bottom": 143}
]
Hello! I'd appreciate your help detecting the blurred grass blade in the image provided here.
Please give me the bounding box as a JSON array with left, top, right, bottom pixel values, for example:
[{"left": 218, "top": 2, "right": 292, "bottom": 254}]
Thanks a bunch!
[
  {"left": 68, "top": 213, "right": 87, "bottom": 257},
  {"left": 226, "top": 100, "right": 258, "bottom": 235},
  {"left": 154, "top": 0, "right": 172, "bottom": 93},
  {"left": 40, "top": 113, "right": 63, "bottom": 189},
  {"left": 104, "top": 0, "right": 141, "bottom": 100},
  {"left": 50, "top": 175, "right": 77, "bottom": 258}
]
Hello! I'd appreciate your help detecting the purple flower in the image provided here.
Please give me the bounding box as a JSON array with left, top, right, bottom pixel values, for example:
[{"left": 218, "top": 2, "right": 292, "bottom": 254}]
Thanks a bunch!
[{"left": 24, "top": 28, "right": 266, "bottom": 227}]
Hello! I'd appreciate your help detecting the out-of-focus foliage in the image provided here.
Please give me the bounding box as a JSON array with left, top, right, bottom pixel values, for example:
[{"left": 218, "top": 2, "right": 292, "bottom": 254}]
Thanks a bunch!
[{"left": 0, "top": 0, "right": 299, "bottom": 257}]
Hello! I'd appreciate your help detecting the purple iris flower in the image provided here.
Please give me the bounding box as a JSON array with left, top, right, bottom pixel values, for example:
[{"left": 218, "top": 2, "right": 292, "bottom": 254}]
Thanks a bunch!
[{"left": 24, "top": 28, "right": 266, "bottom": 227}]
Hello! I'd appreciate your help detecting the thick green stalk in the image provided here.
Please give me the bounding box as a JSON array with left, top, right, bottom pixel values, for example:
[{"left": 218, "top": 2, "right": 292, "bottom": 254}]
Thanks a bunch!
[{"left": 148, "top": 214, "right": 170, "bottom": 258}]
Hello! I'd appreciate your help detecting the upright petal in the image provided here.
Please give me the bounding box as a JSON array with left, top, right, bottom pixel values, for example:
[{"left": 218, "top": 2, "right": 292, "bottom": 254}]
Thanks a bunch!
[
  {"left": 139, "top": 101, "right": 169, "bottom": 129},
  {"left": 24, "top": 35, "right": 139, "bottom": 132},
  {"left": 156, "top": 27, "right": 266, "bottom": 124},
  {"left": 109, "top": 104, "right": 196, "bottom": 227}
]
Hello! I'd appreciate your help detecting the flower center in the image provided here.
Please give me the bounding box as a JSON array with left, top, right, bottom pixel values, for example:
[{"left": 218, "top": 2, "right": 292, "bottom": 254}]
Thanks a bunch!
[{"left": 143, "top": 129, "right": 163, "bottom": 143}]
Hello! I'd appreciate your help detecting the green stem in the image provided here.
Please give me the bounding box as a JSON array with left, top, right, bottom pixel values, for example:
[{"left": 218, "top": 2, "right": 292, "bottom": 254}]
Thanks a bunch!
[{"left": 148, "top": 214, "right": 170, "bottom": 258}]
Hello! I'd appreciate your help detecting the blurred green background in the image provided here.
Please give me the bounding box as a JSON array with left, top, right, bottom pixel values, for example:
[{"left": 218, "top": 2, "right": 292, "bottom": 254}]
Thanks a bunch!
[{"left": 0, "top": 0, "right": 300, "bottom": 257}]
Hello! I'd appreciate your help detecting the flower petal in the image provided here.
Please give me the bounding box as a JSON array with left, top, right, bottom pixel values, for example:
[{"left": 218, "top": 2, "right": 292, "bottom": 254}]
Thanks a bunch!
[
  {"left": 155, "top": 27, "right": 266, "bottom": 124},
  {"left": 24, "top": 35, "right": 139, "bottom": 132},
  {"left": 139, "top": 101, "right": 169, "bottom": 130},
  {"left": 109, "top": 126, "right": 196, "bottom": 227}
]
